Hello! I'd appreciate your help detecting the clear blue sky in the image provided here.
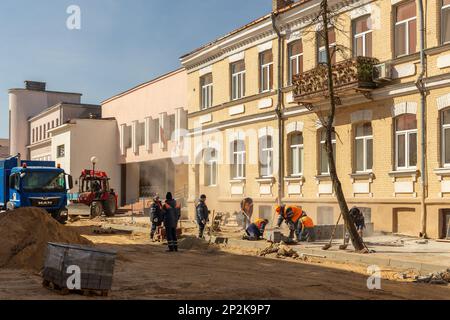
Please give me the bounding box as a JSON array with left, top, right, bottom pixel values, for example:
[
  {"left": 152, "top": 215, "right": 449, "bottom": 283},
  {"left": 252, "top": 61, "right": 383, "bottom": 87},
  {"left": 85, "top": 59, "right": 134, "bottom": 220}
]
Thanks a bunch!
[{"left": 0, "top": 0, "right": 270, "bottom": 138}]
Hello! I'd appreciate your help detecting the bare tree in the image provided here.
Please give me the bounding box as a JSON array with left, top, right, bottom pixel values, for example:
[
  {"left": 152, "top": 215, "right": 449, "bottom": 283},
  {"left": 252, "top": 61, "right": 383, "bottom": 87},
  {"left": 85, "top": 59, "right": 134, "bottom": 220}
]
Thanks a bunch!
[{"left": 315, "top": 0, "right": 366, "bottom": 252}]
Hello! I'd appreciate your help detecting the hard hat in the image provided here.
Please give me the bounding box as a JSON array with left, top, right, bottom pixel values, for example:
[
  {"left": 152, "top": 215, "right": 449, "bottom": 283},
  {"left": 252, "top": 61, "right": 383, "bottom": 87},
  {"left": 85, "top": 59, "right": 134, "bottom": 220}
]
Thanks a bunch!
[{"left": 276, "top": 206, "right": 282, "bottom": 213}]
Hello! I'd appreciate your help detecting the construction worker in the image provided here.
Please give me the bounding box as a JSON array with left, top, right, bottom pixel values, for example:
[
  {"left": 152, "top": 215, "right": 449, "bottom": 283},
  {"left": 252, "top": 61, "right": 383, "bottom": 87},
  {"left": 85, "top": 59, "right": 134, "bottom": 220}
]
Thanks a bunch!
[
  {"left": 149, "top": 194, "right": 163, "bottom": 241},
  {"left": 244, "top": 218, "right": 269, "bottom": 241},
  {"left": 196, "top": 194, "right": 210, "bottom": 238},
  {"left": 299, "top": 212, "right": 316, "bottom": 242},
  {"left": 276, "top": 205, "right": 304, "bottom": 243},
  {"left": 162, "top": 192, "right": 181, "bottom": 252},
  {"left": 349, "top": 206, "right": 366, "bottom": 240}
]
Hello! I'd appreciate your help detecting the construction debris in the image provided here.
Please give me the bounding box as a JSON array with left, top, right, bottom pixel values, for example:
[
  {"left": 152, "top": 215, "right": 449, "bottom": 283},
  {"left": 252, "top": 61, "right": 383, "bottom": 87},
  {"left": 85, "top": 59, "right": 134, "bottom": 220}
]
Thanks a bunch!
[
  {"left": 414, "top": 269, "right": 450, "bottom": 285},
  {"left": 259, "top": 242, "right": 299, "bottom": 259}
]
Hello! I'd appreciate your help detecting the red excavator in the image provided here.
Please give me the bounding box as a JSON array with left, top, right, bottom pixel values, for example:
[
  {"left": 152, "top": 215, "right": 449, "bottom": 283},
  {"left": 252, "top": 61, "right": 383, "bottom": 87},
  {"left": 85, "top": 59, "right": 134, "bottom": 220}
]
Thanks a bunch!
[{"left": 74, "top": 169, "right": 118, "bottom": 218}]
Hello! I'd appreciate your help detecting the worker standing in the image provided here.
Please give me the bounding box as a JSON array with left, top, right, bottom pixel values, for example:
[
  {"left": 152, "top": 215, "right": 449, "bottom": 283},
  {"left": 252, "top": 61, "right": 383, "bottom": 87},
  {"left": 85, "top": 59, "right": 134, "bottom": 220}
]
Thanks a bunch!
[
  {"left": 299, "top": 212, "right": 316, "bottom": 242},
  {"left": 149, "top": 195, "right": 163, "bottom": 241},
  {"left": 244, "top": 218, "right": 269, "bottom": 241},
  {"left": 162, "top": 192, "right": 181, "bottom": 252},
  {"left": 196, "top": 194, "right": 210, "bottom": 239},
  {"left": 276, "top": 205, "right": 303, "bottom": 243}
]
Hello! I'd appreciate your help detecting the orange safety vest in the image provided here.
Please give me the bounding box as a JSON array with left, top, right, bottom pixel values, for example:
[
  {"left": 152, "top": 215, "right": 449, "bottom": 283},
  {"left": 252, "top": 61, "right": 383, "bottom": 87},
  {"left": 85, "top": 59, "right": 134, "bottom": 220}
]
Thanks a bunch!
[
  {"left": 301, "top": 216, "right": 314, "bottom": 228},
  {"left": 281, "top": 206, "right": 303, "bottom": 223},
  {"left": 255, "top": 218, "right": 267, "bottom": 230}
]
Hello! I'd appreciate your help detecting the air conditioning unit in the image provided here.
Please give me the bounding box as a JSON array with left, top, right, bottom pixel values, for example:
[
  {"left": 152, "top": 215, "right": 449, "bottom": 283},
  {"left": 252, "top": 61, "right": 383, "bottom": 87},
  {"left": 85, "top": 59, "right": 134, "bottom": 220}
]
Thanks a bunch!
[{"left": 373, "top": 62, "right": 392, "bottom": 83}]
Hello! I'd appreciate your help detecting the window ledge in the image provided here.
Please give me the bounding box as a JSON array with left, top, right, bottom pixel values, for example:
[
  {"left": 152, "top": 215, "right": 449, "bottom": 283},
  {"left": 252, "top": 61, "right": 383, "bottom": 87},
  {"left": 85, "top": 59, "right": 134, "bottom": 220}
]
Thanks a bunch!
[
  {"left": 388, "top": 170, "right": 420, "bottom": 179},
  {"left": 315, "top": 174, "right": 331, "bottom": 182},
  {"left": 255, "top": 177, "right": 275, "bottom": 184},
  {"left": 284, "top": 176, "right": 305, "bottom": 182},
  {"left": 229, "top": 178, "right": 246, "bottom": 184},
  {"left": 350, "top": 172, "right": 375, "bottom": 179},
  {"left": 434, "top": 168, "right": 450, "bottom": 176}
]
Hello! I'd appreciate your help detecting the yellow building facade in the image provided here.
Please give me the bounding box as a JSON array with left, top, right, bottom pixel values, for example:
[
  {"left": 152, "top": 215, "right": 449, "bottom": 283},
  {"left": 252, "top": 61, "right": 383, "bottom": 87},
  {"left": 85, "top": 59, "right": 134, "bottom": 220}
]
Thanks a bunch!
[{"left": 180, "top": 0, "right": 450, "bottom": 239}]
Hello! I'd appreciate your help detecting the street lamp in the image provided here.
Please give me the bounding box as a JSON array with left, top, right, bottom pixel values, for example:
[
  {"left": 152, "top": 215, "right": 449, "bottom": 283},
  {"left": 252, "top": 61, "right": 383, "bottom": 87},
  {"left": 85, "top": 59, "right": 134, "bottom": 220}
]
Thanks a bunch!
[{"left": 90, "top": 156, "right": 98, "bottom": 174}]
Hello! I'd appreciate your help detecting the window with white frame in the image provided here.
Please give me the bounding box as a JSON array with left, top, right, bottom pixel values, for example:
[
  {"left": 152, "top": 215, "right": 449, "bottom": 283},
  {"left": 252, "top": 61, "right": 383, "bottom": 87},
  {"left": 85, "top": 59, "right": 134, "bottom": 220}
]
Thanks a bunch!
[
  {"left": 57, "top": 145, "right": 65, "bottom": 158},
  {"left": 231, "top": 140, "right": 246, "bottom": 179},
  {"left": 200, "top": 73, "right": 213, "bottom": 110},
  {"left": 290, "top": 132, "right": 304, "bottom": 176},
  {"left": 353, "top": 15, "right": 372, "bottom": 57},
  {"left": 355, "top": 123, "right": 373, "bottom": 173},
  {"left": 288, "top": 40, "right": 303, "bottom": 85},
  {"left": 204, "top": 148, "right": 218, "bottom": 186},
  {"left": 395, "top": 114, "right": 417, "bottom": 170},
  {"left": 394, "top": 0, "right": 417, "bottom": 57},
  {"left": 320, "top": 130, "right": 336, "bottom": 175},
  {"left": 318, "top": 28, "right": 336, "bottom": 65},
  {"left": 259, "top": 135, "right": 273, "bottom": 177},
  {"left": 442, "top": 109, "right": 450, "bottom": 167},
  {"left": 231, "top": 60, "right": 246, "bottom": 100},
  {"left": 442, "top": 0, "right": 450, "bottom": 44},
  {"left": 259, "top": 50, "right": 273, "bottom": 93}
]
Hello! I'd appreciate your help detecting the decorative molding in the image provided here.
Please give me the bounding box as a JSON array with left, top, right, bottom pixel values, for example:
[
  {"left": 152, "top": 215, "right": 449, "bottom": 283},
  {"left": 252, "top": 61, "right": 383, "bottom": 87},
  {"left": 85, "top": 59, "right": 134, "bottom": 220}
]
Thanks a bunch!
[
  {"left": 199, "top": 113, "right": 212, "bottom": 124},
  {"left": 229, "top": 104, "right": 245, "bottom": 116},
  {"left": 350, "top": 110, "right": 373, "bottom": 124},
  {"left": 286, "top": 91, "right": 294, "bottom": 104},
  {"left": 285, "top": 121, "right": 305, "bottom": 134},
  {"left": 258, "top": 126, "right": 275, "bottom": 138},
  {"left": 257, "top": 40, "right": 273, "bottom": 53},
  {"left": 392, "top": 63, "right": 416, "bottom": 79},
  {"left": 228, "top": 51, "right": 245, "bottom": 63},
  {"left": 199, "top": 65, "right": 212, "bottom": 76},
  {"left": 392, "top": 102, "right": 418, "bottom": 117},
  {"left": 349, "top": 3, "right": 371, "bottom": 19},
  {"left": 437, "top": 54, "right": 450, "bottom": 69},
  {"left": 437, "top": 94, "right": 450, "bottom": 111},
  {"left": 286, "top": 30, "right": 302, "bottom": 44},
  {"left": 258, "top": 97, "right": 273, "bottom": 109}
]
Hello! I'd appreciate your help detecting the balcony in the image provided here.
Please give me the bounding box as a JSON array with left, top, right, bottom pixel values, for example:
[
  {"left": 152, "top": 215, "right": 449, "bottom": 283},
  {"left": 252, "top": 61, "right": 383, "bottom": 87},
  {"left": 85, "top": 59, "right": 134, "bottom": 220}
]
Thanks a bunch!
[{"left": 293, "top": 57, "right": 380, "bottom": 107}]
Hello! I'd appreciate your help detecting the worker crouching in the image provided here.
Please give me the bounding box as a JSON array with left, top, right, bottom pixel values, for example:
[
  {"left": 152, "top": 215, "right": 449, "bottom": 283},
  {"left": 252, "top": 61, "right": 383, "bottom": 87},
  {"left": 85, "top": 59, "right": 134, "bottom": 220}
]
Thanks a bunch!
[
  {"left": 299, "top": 212, "right": 316, "bottom": 242},
  {"left": 196, "top": 194, "right": 210, "bottom": 239},
  {"left": 162, "top": 192, "right": 181, "bottom": 252},
  {"left": 276, "top": 205, "right": 303, "bottom": 243},
  {"left": 243, "top": 218, "right": 269, "bottom": 241}
]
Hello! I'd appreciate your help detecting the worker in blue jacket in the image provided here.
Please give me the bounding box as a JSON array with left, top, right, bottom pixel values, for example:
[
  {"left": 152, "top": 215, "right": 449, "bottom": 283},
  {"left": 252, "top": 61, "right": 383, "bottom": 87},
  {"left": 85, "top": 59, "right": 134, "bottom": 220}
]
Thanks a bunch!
[
  {"left": 162, "top": 192, "right": 181, "bottom": 252},
  {"left": 196, "top": 194, "right": 210, "bottom": 238}
]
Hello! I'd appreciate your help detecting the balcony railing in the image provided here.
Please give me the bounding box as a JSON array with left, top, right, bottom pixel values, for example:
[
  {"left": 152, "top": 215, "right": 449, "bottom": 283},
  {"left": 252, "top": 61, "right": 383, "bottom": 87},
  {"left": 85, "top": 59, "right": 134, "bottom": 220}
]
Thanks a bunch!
[{"left": 293, "top": 57, "right": 380, "bottom": 105}]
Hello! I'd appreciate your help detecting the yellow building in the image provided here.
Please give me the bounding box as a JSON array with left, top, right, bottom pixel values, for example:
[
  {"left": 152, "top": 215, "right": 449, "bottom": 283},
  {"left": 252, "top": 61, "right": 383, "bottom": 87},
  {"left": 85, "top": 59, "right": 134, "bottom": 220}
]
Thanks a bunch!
[{"left": 180, "top": 0, "right": 450, "bottom": 239}]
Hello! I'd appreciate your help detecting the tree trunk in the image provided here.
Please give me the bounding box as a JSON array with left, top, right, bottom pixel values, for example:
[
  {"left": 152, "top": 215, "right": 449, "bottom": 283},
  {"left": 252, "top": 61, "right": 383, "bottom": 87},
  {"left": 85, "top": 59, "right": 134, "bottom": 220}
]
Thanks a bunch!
[{"left": 320, "top": 0, "right": 366, "bottom": 252}]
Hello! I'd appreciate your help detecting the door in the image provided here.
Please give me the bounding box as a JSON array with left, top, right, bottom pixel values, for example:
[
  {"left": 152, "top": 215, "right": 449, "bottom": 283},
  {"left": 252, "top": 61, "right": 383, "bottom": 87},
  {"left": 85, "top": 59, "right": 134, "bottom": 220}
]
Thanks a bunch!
[{"left": 442, "top": 210, "right": 450, "bottom": 239}]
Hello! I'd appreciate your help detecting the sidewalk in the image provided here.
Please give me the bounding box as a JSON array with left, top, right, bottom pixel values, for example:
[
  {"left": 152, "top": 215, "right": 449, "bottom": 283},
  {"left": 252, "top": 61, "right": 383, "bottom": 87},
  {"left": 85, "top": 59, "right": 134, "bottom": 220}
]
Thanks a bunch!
[{"left": 90, "top": 215, "right": 450, "bottom": 274}]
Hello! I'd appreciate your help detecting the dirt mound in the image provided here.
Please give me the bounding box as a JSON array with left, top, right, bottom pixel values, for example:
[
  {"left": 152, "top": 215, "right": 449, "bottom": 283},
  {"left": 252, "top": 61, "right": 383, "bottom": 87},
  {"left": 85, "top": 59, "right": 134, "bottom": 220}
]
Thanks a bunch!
[
  {"left": 178, "top": 236, "right": 211, "bottom": 251},
  {"left": 0, "top": 208, "right": 92, "bottom": 271}
]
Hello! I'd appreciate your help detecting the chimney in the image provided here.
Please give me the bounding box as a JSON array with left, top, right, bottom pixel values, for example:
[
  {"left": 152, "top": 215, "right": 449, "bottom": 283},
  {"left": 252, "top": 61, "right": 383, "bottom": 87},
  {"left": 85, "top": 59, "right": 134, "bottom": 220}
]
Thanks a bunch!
[
  {"left": 24, "top": 81, "right": 46, "bottom": 91},
  {"left": 272, "top": 0, "right": 294, "bottom": 11}
]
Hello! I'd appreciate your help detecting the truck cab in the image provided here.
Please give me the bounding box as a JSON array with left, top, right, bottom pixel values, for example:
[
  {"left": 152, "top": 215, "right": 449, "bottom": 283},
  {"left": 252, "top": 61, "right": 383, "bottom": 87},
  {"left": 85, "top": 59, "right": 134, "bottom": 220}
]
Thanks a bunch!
[{"left": 0, "top": 156, "right": 73, "bottom": 223}]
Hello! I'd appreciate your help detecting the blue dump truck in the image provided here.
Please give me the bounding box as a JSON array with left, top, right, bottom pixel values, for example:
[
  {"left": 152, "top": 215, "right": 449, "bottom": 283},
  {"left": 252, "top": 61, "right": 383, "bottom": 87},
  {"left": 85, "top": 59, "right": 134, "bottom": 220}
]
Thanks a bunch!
[{"left": 0, "top": 155, "right": 73, "bottom": 223}]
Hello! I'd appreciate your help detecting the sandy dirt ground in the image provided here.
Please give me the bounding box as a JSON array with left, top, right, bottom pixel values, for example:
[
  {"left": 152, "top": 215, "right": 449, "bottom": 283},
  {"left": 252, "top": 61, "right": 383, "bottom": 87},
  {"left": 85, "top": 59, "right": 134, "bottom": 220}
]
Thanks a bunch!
[{"left": 0, "top": 219, "right": 449, "bottom": 300}]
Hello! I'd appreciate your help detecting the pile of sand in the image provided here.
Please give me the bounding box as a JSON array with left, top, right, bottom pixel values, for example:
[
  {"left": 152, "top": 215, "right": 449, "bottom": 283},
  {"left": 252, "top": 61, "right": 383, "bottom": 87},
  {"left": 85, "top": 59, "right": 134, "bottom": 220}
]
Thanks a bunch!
[{"left": 0, "top": 208, "right": 92, "bottom": 271}]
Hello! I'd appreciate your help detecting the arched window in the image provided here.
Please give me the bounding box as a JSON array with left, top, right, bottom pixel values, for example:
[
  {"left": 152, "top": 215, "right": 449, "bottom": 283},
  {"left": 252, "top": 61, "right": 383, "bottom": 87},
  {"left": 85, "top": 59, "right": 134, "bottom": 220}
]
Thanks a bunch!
[
  {"left": 289, "top": 132, "right": 304, "bottom": 176},
  {"left": 355, "top": 123, "right": 373, "bottom": 173},
  {"left": 320, "top": 130, "right": 336, "bottom": 175},
  {"left": 204, "top": 148, "right": 218, "bottom": 186},
  {"left": 395, "top": 114, "right": 417, "bottom": 170},
  {"left": 259, "top": 135, "right": 273, "bottom": 178},
  {"left": 231, "top": 140, "right": 246, "bottom": 179}
]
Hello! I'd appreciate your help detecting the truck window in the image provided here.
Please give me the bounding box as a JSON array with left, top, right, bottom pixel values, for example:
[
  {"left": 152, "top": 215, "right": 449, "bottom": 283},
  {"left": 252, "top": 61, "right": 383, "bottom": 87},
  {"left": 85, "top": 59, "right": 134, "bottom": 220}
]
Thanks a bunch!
[{"left": 22, "top": 171, "right": 66, "bottom": 193}]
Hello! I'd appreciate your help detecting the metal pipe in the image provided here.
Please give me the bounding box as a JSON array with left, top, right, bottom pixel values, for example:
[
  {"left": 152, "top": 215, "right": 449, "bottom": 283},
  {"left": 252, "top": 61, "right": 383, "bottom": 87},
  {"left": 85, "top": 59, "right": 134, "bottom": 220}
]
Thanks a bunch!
[
  {"left": 271, "top": 12, "right": 285, "bottom": 206},
  {"left": 416, "top": 0, "right": 427, "bottom": 238}
]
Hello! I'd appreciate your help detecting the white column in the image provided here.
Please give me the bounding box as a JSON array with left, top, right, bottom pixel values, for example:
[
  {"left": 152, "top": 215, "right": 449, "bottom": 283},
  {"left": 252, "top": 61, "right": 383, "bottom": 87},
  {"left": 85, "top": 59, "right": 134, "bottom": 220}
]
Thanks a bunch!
[
  {"left": 120, "top": 124, "right": 126, "bottom": 156},
  {"left": 132, "top": 120, "right": 138, "bottom": 154},
  {"left": 159, "top": 112, "right": 168, "bottom": 149},
  {"left": 145, "top": 117, "right": 154, "bottom": 152},
  {"left": 175, "top": 108, "right": 187, "bottom": 144}
]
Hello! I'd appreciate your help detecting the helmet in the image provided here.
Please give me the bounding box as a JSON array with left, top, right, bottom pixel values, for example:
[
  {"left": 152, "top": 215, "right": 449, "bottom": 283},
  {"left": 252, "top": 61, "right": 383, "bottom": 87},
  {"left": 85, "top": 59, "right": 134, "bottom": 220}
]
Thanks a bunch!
[
  {"left": 276, "top": 206, "right": 282, "bottom": 213},
  {"left": 153, "top": 194, "right": 160, "bottom": 202}
]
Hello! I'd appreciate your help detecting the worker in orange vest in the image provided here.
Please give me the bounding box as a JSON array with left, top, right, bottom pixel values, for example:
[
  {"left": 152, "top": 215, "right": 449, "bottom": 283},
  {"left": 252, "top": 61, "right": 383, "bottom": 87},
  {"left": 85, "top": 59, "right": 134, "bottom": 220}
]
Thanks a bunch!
[
  {"left": 276, "top": 205, "right": 304, "bottom": 243},
  {"left": 299, "top": 212, "right": 316, "bottom": 242},
  {"left": 244, "top": 218, "right": 269, "bottom": 241}
]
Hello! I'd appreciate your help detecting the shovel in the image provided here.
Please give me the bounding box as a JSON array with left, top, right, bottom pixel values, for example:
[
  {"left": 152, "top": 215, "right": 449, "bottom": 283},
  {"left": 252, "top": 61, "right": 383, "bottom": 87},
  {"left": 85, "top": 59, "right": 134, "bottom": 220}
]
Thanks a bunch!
[{"left": 322, "top": 213, "right": 342, "bottom": 251}]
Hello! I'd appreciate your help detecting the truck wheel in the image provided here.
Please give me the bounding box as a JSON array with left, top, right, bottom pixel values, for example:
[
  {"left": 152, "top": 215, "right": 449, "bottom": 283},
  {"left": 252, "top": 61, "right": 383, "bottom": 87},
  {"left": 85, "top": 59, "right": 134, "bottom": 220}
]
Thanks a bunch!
[
  {"left": 103, "top": 195, "right": 117, "bottom": 217},
  {"left": 90, "top": 202, "right": 103, "bottom": 219}
]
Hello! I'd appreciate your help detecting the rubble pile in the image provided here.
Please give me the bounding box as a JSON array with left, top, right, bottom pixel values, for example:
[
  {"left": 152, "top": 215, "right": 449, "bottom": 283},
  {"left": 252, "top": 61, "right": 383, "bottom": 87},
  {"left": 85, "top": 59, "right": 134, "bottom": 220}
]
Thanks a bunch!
[
  {"left": 0, "top": 208, "right": 92, "bottom": 271},
  {"left": 259, "top": 242, "right": 300, "bottom": 259},
  {"left": 414, "top": 269, "right": 450, "bottom": 285}
]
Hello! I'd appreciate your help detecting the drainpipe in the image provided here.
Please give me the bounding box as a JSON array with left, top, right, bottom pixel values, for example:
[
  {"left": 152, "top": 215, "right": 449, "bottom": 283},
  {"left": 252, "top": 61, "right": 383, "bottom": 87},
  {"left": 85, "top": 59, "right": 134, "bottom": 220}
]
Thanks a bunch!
[
  {"left": 271, "top": 12, "right": 284, "bottom": 206},
  {"left": 416, "top": 0, "right": 427, "bottom": 238}
]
